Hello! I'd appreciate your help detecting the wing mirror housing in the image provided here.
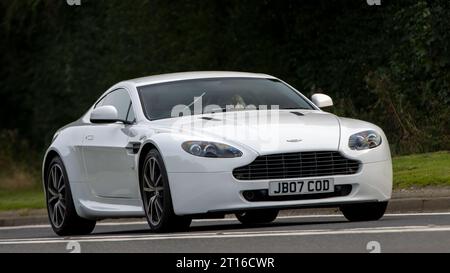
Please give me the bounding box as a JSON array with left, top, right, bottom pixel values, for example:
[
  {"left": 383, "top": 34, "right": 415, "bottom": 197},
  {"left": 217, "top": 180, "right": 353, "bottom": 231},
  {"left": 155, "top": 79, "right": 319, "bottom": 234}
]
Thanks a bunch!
[
  {"left": 90, "top": 105, "right": 120, "bottom": 124},
  {"left": 311, "top": 93, "right": 333, "bottom": 108}
]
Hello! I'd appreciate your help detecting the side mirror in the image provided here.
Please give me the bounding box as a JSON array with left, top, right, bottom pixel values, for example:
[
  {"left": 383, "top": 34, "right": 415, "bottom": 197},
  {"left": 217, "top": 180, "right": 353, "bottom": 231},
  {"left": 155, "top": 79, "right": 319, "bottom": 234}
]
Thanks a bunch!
[
  {"left": 311, "top": 94, "right": 333, "bottom": 108},
  {"left": 90, "top": 105, "right": 119, "bottom": 123}
]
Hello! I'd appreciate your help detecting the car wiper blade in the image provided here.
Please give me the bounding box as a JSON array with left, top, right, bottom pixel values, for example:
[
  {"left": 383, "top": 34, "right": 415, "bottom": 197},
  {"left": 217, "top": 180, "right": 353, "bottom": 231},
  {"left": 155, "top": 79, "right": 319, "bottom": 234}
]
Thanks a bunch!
[
  {"left": 205, "top": 106, "right": 310, "bottom": 113},
  {"left": 204, "top": 107, "right": 227, "bottom": 113},
  {"left": 278, "top": 107, "right": 311, "bottom": 110},
  {"left": 207, "top": 106, "right": 262, "bottom": 113}
]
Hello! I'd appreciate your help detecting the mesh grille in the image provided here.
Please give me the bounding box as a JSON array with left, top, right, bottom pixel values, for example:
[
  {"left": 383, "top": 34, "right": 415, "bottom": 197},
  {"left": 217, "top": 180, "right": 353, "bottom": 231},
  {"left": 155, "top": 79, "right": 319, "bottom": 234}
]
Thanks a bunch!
[{"left": 233, "top": 151, "right": 360, "bottom": 180}]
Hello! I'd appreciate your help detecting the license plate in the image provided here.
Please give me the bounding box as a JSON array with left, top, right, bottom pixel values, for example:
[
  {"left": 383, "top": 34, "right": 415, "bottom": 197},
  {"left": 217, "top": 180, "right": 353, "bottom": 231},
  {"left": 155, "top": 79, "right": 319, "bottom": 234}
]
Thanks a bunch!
[{"left": 269, "top": 179, "right": 334, "bottom": 196}]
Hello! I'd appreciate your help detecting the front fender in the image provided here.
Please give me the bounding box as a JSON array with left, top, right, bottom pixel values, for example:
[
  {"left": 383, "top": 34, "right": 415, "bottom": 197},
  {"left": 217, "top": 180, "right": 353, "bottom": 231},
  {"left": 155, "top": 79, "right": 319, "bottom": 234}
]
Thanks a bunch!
[{"left": 144, "top": 132, "right": 257, "bottom": 173}]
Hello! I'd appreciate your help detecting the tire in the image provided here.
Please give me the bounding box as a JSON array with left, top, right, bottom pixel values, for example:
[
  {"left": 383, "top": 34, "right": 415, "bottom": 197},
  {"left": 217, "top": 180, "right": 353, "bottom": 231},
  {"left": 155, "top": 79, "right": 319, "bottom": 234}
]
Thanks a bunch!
[
  {"left": 340, "top": 202, "right": 388, "bottom": 222},
  {"left": 45, "top": 157, "right": 96, "bottom": 236},
  {"left": 140, "top": 149, "right": 192, "bottom": 232},
  {"left": 236, "top": 209, "right": 279, "bottom": 225}
]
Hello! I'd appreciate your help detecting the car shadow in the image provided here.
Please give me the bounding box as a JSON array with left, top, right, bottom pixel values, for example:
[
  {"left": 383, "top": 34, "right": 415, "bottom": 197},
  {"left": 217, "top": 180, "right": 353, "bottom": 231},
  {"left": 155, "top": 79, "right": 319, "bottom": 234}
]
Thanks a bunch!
[
  {"left": 90, "top": 218, "right": 349, "bottom": 236},
  {"left": 189, "top": 220, "right": 349, "bottom": 232}
]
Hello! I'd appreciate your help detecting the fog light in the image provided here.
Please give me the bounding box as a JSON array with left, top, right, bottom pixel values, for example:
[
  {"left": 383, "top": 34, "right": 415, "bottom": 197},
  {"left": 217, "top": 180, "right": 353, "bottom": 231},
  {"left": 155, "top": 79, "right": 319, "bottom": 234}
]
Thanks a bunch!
[{"left": 243, "top": 191, "right": 255, "bottom": 201}]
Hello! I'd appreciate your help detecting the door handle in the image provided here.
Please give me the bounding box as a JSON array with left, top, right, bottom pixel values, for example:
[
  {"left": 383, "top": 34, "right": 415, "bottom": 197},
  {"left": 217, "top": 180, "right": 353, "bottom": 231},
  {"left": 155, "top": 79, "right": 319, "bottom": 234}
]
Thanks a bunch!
[{"left": 85, "top": 135, "right": 94, "bottom": 141}]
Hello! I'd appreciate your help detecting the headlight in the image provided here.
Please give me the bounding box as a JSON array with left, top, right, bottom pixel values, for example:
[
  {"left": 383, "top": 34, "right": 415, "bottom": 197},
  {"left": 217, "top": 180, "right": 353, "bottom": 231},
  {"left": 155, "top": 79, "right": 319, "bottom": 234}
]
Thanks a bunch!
[
  {"left": 182, "top": 141, "right": 243, "bottom": 158},
  {"left": 348, "top": 130, "right": 382, "bottom": 150}
]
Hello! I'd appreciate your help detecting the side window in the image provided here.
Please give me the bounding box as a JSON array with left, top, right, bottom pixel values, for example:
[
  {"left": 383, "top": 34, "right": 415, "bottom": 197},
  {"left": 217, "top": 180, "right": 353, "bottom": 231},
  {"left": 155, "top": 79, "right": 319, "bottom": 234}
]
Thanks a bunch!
[{"left": 100, "top": 88, "right": 131, "bottom": 121}]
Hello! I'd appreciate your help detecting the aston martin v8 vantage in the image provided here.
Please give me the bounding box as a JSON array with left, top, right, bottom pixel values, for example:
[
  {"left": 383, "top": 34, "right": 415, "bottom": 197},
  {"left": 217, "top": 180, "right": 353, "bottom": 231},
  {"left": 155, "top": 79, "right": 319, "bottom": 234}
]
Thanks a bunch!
[{"left": 42, "top": 72, "right": 392, "bottom": 235}]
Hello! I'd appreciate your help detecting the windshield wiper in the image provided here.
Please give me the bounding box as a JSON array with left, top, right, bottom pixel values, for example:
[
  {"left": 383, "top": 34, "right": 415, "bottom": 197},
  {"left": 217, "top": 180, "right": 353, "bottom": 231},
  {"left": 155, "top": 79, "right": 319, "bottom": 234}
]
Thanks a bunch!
[
  {"left": 205, "top": 106, "right": 309, "bottom": 113},
  {"left": 204, "top": 107, "right": 228, "bottom": 113},
  {"left": 278, "top": 107, "right": 311, "bottom": 110}
]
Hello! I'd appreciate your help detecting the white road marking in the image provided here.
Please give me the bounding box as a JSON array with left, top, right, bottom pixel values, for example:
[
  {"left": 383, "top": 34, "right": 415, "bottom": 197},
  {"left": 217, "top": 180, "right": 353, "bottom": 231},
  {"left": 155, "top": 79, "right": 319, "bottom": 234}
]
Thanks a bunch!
[
  {"left": 1, "top": 225, "right": 450, "bottom": 245},
  {"left": 1, "top": 212, "right": 450, "bottom": 231}
]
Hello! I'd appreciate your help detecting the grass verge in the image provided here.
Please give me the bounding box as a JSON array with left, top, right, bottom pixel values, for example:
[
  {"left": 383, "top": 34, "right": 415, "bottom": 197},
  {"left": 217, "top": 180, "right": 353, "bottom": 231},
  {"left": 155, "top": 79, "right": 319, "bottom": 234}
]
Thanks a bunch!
[
  {"left": 0, "top": 151, "right": 448, "bottom": 211},
  {"left": 393, "top": 151, "right": 450, "bottom": 188},
  {"left": 0, "top": 188, "right": 45, "bottom": 211}
]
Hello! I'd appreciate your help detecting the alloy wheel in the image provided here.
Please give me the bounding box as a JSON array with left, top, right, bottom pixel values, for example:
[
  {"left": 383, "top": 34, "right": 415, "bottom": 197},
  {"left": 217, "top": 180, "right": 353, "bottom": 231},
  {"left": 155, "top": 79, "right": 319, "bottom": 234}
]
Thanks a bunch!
[
  {"left": 143, "top": 156, "right": 165, "bottom": 226},
  {"left": 47, "top": 164, "right": 67, "bottom": 228}
]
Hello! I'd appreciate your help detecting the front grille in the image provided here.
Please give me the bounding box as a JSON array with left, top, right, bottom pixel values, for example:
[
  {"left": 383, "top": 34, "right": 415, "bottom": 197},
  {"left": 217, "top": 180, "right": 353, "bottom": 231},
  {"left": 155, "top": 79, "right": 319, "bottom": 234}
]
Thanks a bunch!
[{"left": 233, "top": 151, "right": 360, "bottom": 180}]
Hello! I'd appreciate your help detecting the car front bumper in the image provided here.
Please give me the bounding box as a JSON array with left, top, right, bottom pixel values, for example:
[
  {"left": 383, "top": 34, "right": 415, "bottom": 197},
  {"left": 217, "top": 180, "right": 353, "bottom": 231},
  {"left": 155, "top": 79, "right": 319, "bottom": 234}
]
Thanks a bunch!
[{"left": 168, "top": 160, "right": 393, "bottom": 215}]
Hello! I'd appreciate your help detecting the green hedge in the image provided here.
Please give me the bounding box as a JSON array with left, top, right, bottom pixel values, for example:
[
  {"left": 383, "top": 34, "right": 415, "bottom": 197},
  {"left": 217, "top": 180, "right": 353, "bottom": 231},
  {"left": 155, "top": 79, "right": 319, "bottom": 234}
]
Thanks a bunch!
[{"left": 1, "top": 0, "right": 449, "bottom": 155}]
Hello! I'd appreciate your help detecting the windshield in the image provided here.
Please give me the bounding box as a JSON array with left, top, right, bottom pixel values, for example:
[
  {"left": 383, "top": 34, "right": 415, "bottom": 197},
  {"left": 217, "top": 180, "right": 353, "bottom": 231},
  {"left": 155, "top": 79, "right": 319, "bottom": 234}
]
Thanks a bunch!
[{"left": 137, "top": 78, "right": 314, "bottom": 120}]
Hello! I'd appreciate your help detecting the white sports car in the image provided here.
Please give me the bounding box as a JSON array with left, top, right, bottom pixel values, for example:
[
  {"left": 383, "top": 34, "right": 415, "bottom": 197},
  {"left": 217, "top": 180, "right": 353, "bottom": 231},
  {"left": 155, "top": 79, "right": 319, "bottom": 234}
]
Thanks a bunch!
[{"left": 43, "top": 71, "right": 392, "bottom": 235}]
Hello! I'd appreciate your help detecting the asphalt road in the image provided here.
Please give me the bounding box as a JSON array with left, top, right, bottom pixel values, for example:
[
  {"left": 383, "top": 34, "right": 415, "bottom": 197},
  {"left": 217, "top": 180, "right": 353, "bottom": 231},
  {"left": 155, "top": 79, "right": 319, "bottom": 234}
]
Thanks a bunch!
[{"left": 0, "top": 212, "right": 450, "bottom": 253}]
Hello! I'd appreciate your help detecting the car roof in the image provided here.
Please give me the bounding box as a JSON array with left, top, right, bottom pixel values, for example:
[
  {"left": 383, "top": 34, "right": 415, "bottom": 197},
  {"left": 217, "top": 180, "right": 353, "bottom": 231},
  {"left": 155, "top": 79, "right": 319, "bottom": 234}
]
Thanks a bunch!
[{"left": 125, "top": 71, "right": 276, "bottom": 87}]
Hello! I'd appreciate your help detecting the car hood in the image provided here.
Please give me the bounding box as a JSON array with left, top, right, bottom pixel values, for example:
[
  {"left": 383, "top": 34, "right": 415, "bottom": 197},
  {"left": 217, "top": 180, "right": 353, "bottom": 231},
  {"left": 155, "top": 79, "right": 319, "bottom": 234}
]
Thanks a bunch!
[{"left": 150, "top": 110, "right": 341, "bottom": 155}]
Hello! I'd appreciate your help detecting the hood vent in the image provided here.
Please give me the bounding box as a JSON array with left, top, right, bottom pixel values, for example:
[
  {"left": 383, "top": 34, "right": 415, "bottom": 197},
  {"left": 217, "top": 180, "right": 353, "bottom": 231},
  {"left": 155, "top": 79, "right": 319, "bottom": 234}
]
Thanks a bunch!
[
  {"left": 290, "top": 111, "right": 304, "bottom": 116},
  {"left": 200, "top": 117, "right": 220, "bottom": 121}
]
